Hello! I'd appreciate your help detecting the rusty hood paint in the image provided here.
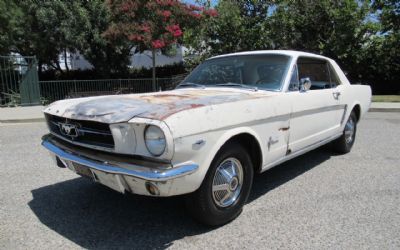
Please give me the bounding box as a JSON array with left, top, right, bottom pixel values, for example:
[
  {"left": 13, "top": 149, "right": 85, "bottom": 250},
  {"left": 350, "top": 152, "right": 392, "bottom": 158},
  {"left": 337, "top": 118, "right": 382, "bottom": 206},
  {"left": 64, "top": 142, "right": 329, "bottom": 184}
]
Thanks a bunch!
[{"left": 44, "top": 88, "right": 275, "bottom": 123}]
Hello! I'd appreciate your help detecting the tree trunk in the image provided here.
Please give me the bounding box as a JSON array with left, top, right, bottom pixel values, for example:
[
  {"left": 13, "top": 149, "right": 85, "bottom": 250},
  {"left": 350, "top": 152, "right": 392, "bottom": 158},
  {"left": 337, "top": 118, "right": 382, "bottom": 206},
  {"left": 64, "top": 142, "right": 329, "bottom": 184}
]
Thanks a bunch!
[
  {"left": 152, "top": 49, "right": 156, "bottom": 91},
  {"left": 64, "top": 49, "right": 69, "bottom": 72},
  {"left": 38, "top": 60, "right": 43, "bottom": 75},
  {"left": 55, "top": 60, "right": 63, "bottom": 74}
]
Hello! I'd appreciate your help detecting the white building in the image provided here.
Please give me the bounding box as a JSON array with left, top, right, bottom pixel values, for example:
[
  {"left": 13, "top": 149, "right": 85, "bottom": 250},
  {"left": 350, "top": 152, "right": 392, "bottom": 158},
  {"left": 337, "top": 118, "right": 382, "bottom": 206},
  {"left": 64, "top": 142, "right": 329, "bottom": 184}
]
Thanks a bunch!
[{"left": 61, "top": 47, "right": 185, "bottom": 71}]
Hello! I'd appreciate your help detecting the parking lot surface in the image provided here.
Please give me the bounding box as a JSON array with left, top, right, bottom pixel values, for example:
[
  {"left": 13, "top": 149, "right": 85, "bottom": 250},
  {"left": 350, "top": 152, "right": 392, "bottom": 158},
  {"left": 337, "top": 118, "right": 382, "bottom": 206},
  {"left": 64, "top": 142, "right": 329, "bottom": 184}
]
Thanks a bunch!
[{"left": 0, "top": 112, "right": 399, "bottom": 249}]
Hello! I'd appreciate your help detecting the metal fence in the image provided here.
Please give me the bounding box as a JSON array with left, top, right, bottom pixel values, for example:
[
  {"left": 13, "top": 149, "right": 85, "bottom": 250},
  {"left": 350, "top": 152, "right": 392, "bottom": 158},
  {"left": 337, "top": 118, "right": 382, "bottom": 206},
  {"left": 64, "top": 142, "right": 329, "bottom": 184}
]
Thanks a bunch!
[
  {"left": 1, "top": 54, "right": 187, "bottom": 106},
  {"left": 0, "top": 55, "right": 41, "bottom": 106},
  {"left": 39, "top": 74, "right": 186, "bottom": 104}
]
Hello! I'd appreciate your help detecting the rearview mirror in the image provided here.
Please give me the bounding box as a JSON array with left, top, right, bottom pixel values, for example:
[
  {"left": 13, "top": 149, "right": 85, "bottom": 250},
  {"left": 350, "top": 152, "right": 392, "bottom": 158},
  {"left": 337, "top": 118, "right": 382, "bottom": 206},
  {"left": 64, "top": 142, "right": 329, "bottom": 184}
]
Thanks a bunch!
[{"left": 300, "top": 77, "right": 311, "bottom": 92}]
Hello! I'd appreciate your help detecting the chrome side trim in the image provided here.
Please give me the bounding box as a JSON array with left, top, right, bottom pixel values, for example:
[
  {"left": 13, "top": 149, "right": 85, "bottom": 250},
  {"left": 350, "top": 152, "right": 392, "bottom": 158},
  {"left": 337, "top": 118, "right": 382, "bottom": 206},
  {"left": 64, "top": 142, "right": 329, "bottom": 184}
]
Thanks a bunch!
[
  {"left": 291, "top": 104, "right": 347, "bottom": 119},
  {"left": 42, "top": 139, "right": 198, "bottom": 181},
  {"left": 186, "top": 105, "right": 346, "bottom": 137},
  {"left": 261, "top": 133, "right": 342, "bottom": 173}
]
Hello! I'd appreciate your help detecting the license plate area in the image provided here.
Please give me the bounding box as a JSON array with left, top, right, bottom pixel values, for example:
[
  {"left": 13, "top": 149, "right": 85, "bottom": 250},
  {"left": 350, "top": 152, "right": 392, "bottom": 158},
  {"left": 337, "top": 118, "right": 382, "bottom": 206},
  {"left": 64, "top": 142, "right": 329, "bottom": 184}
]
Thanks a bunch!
[
  {"left": 72, "top": 162, "right": 94, "bottom": 179},
  {"left": 63, "top": 160, "right": 126, "bottom": 193}
]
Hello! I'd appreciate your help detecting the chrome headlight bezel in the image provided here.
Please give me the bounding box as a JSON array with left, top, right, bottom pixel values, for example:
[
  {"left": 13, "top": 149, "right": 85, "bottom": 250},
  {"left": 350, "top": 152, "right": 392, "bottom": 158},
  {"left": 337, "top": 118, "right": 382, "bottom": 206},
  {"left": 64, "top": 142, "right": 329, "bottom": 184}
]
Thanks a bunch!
[
  {"left": 144, "top": 125, "right": 166, "bottom": 156},
  {"left": 127, "top": 117, "right": 174, "bottom": 160}
]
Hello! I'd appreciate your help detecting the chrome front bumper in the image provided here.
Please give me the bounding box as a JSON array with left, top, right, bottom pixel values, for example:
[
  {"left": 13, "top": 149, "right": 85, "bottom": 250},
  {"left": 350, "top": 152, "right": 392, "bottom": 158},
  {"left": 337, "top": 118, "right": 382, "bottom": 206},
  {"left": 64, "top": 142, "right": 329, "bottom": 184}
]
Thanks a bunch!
[{"left": 42, "top": 136, "right": 199, "bottom": 196}]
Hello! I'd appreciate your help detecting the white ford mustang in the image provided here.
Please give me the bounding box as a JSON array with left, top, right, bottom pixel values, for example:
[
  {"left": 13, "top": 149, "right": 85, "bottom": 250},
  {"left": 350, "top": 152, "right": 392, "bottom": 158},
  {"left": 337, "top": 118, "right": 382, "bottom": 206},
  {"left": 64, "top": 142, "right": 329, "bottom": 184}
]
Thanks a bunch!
[{"left": 42, "top": 50, "right": 371, "bottom": 225}]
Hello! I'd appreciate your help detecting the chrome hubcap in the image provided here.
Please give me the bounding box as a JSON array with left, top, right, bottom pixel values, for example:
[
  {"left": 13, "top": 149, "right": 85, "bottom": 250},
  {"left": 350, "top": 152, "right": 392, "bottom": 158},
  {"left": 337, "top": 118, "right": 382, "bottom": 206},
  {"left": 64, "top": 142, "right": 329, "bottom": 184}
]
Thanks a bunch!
[
  {"left": 212, "top": 158, "right": 244, "bottom": 208},
  {"left": 344, "top": 116, "right": 355, "bottom": 144}
]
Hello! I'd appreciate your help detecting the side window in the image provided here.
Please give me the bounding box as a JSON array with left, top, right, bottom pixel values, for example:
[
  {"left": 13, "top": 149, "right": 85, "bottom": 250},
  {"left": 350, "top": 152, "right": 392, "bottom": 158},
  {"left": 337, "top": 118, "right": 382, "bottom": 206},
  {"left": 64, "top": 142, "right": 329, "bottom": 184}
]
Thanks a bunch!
[
  {"left": 288, "top": 64, "right": 299, "bottom": 91},
  {"left": 297, "top": 57, "right": 331, "bottom": 90}
]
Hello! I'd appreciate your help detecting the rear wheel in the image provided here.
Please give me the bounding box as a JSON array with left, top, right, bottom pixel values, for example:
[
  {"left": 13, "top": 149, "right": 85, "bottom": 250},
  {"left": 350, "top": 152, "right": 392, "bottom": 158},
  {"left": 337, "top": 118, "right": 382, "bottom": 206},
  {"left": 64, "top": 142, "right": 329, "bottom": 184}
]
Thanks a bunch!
[
  {"left": 185, "top": 142, "right": 254, "bottom": 226},
  {"left": 332, "top": 111, "right": 357, "bottom": 154}
]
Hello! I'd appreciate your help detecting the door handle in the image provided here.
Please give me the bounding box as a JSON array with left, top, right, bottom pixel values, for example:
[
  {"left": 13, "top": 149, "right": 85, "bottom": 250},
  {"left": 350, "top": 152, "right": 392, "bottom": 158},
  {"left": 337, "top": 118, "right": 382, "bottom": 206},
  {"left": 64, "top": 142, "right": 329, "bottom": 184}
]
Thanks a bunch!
[{"left": 333, "top": 91, "right": 341, "bottom": 100}]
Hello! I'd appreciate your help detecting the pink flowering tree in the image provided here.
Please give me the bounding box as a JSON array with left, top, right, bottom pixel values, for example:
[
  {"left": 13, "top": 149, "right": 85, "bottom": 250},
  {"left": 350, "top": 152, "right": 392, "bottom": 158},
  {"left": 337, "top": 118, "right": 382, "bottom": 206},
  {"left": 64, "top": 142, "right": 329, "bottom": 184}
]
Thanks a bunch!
[{"left": 105, "top": 0, "right": 217, "bottom": 90}]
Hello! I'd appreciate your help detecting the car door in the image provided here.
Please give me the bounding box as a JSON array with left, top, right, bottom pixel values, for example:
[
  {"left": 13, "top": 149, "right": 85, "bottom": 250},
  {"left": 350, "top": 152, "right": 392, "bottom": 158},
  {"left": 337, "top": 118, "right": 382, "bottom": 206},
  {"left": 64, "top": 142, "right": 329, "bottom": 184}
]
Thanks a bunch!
[{"left": 286, "top": 57, "right": 344, "bottom": 153}]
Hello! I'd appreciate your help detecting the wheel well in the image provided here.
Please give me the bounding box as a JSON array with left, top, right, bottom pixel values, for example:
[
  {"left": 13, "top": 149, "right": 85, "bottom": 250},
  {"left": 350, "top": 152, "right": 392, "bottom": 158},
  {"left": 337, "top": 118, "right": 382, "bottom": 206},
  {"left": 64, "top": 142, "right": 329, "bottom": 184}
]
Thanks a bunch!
[
  {"left": 222, "top": 133, "right": 263, "bottom": 173},
  {"left": 352, "top": 104, "right": 361, "bottom": 122}
]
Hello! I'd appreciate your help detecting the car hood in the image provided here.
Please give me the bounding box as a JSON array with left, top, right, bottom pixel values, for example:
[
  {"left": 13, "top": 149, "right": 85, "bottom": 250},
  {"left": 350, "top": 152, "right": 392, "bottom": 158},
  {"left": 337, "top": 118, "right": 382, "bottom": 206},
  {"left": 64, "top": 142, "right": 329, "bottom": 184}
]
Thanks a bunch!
[{"left": 43, "top": 88, "right": 275, "bottom": 123}]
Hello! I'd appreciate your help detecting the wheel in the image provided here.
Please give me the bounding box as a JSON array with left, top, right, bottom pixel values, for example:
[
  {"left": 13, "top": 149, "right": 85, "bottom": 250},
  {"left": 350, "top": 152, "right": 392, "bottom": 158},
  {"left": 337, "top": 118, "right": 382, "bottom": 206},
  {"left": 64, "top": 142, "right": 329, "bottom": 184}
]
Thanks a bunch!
[
  {"left": 185, "top": 142, "right": 254, "bottom": 226},
  {"left": 332, "top": 111, "right": 357, "bottom": 154}
]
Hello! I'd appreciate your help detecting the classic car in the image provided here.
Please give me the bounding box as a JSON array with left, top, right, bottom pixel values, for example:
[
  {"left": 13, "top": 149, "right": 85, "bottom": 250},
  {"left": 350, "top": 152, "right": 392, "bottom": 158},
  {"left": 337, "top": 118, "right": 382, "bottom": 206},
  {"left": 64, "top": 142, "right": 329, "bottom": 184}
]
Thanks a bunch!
[{"left": 42, "top": 50, "right": 371, "bottom": 226}]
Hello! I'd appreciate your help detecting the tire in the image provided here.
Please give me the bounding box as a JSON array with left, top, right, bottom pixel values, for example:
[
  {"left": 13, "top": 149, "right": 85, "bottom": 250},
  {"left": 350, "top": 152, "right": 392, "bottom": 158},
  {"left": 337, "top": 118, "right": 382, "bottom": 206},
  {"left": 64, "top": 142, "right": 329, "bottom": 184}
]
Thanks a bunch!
[
  {"left": 185, "top": 142, "right": 254, "bottom": 226},
  {"left": 332, "top": 111, "right": 357, "bottom": 154}
]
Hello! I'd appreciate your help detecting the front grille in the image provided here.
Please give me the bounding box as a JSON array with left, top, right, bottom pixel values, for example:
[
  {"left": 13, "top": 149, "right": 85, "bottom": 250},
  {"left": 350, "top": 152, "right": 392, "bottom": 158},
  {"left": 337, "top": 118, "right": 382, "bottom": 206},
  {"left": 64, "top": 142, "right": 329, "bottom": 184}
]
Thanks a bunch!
[{"left": 45, "top": 114, "right": 114, "bottom": 149}]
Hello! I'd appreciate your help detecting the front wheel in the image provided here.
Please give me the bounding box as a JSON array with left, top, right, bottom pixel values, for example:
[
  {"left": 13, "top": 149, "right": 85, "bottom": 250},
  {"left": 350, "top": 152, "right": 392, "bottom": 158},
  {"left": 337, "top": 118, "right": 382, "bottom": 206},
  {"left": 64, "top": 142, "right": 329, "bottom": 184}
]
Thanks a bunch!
[
  {"left": 332, "top": 111, "right": 357, "bottom": 154},
  {"left": 185, "top": 142, "right": 254, "bottom": 226}
]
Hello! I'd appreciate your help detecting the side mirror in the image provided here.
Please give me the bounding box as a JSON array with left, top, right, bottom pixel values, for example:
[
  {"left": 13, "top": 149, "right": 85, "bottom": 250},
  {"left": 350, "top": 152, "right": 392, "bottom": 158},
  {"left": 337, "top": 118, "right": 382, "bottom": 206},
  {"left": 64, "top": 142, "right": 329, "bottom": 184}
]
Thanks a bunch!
[{"left": 300, "top": 77, "right": 311, "bottom": 92}]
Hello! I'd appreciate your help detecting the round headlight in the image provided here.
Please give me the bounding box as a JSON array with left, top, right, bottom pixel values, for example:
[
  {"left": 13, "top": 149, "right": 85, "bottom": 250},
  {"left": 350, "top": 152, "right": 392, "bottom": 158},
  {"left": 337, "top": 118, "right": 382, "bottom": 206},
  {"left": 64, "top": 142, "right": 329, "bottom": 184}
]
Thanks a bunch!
[{"left": 144, "top": 125, "right": 166, "bottom": 156}]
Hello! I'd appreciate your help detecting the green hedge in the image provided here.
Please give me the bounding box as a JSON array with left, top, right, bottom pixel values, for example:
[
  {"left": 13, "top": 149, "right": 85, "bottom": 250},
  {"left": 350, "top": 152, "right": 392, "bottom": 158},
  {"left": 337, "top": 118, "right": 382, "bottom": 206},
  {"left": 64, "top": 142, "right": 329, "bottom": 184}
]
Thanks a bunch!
[{"left": 39, "top": 63, "right": 187, "bottom": 81}]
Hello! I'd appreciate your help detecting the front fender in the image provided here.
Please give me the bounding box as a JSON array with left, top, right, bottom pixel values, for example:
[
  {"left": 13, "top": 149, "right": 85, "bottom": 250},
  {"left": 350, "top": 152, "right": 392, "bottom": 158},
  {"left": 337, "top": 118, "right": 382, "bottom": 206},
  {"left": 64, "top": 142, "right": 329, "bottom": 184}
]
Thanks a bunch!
[
  {"left": 204, "top": 127, "right": 264, "bottom": 173},
  {"left": 171, "top": 126, "right": 264, "bottom": 193}
]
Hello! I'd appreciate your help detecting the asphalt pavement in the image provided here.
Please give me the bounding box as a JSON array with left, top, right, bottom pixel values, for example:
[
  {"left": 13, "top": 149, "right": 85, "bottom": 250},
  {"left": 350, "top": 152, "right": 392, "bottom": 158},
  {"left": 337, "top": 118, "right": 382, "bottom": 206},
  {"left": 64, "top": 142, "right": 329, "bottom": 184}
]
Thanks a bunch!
[{"left": 0, "top": 112, "right": 399, "bottom": 249}]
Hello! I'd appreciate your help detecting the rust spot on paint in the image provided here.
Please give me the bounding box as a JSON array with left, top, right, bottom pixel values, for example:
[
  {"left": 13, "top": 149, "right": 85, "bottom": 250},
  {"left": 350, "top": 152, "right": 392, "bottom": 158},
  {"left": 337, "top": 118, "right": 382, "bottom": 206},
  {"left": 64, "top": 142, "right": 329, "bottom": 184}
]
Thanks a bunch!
[
  {"left": 152, "top": 94, "right": 189, "bottom": 99},
  {"left": 156, "top": 103, "right": 206, "bottom": 120},
  {"left": 279, "top": 126, "right": 290, "bottom": 131},
  {"left": 190, "top": 104, "right": 204, "bottom": 108},
  {"left": 138, "top": 93, "right": 196, "bottom": 104},
  {"left": 45, "top": 88, "right": 276, "bottom": 123}
]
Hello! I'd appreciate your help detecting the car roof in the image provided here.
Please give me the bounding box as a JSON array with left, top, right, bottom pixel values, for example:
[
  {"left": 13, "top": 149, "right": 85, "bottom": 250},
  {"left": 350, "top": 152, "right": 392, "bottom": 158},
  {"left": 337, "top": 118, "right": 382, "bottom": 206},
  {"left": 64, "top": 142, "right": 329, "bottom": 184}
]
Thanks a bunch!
[{"left": 208, "top": 50, "right": 330, "bottom": 61}]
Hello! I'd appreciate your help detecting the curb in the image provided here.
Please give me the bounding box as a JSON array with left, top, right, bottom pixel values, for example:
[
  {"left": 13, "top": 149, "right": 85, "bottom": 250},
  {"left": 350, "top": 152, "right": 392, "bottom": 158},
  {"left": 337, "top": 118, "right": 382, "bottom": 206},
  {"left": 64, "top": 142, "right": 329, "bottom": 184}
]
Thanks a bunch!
[
  {"left": 0, "top": 118, "right": 45, "bottom": 124},
  {"left": 368, "top": 108, "right": 400, "bottom": 113}
]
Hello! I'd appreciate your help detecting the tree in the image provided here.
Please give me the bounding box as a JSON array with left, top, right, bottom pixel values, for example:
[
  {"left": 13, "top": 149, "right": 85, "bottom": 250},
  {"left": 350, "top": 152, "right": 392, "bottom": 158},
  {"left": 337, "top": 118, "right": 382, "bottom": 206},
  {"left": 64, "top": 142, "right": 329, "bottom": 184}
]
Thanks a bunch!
[
  {"left": 0, "top": 0, "right": 130, "bottom": 76},
  {"left": 358, "top": 0, "right": 400, "bottom": 93},
  {"left": 184, "top": 0, "right": 274, "bottom": 61},
  {"left": 270, "top": 0, "right": 375, "bottom": 80},
  {"left": 76, "top": 0, "right": 132, "bottom": 77},
  {"left": 11, "top": 0, "right": 87, "bottom": 73},
  {"left": 105, "top": 0, "right": 215, "bottom": 90},
  {"left": 373, "top": 0, "right": 400, "bottom": 32},
  {"left": 0, "top": 0, "right": 24, "bottom": 54}
]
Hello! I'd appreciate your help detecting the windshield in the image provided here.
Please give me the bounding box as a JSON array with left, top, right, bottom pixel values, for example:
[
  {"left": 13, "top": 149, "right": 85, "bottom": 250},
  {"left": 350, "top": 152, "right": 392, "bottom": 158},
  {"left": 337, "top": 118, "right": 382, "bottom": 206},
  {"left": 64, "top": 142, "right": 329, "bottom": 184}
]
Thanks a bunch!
[{"left": 180, "top": 54, "right": 291, "bottom": 91}]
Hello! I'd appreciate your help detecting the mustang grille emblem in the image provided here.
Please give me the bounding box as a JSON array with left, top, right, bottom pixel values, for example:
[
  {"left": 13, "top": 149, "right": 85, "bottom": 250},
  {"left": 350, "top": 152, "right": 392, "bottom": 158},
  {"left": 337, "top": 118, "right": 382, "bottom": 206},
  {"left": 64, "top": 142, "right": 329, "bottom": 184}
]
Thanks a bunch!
[{"left": 58, "top": 122, "right": 80, "bottom": 138}]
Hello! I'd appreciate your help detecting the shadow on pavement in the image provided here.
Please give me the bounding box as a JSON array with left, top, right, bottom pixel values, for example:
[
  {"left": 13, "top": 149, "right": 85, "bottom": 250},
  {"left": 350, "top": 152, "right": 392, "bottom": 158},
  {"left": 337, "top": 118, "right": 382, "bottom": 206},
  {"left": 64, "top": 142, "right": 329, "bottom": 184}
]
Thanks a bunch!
[
  {"left": 249, "top": 146, "right": 332, "bottom": 202},
  {"left": 29, "top": 147, "right": 332, "bottom": 249}
]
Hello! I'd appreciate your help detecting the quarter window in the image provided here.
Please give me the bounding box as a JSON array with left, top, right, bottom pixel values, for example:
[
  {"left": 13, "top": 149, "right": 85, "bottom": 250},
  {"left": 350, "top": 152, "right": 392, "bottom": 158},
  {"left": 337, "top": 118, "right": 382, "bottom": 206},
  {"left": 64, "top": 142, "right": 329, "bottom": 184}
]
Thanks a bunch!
[{"left": 297, "top": 57, "right": 331, "bottom": 90}]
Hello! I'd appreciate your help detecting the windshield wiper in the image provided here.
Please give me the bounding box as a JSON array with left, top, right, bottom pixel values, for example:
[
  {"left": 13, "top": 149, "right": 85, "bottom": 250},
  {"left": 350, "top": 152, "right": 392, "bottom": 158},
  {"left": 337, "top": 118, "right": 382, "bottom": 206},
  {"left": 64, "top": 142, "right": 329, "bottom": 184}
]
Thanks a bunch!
[
  {"left": 176, "top": 82, "right": 205, "bottom": 88},
  {"left": 215, "top": 83, "right": 258, "bottom": 91}
]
